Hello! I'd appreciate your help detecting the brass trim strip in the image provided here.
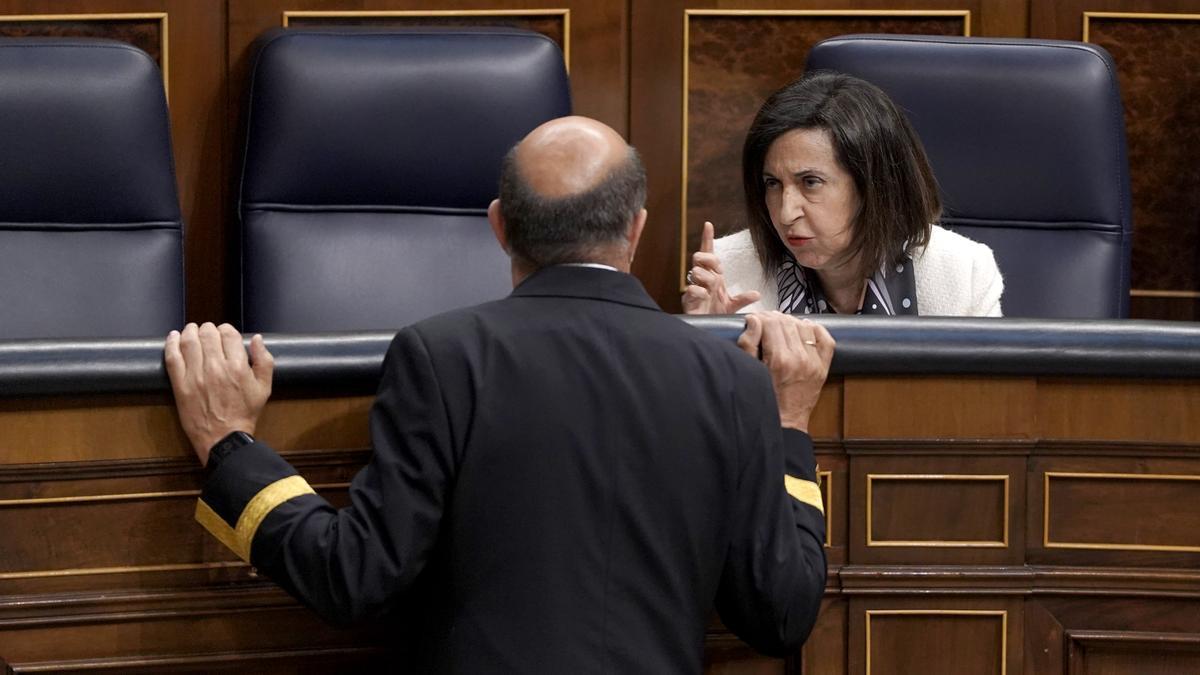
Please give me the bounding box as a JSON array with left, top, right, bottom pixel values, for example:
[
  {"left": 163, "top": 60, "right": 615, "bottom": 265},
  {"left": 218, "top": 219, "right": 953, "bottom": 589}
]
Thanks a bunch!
[
  {"left": 866, "top": 609, "right": 1007, "bottom": 675},
  {"left": 0, "top": 482, "right": 350, "bottom": 507},
  {"left": 0, "top": 13, "right": 170, "bottom": 100},
  {"left": 1043, "top": 471, "right": 1200, "bottom": 552},
  {"left": 1130, "top": 289, "right": 1200, "bottom": 299},
  {"left": 1083, "top": 11, "right": 1200, "bottom": 42},
  {"left": 866, "top": 474, "right": 1009, "bottom": 548},
  {"left": 679, "top": 9, "right": 971, "bottom": 289},
  {"left": 0, "top": 561, "right": 246, "bottom": 581},
  {"left": 817, "top": 469, "right": 832, "bottom": 548},
  {"left": 282, "top": 9, "right": 571, "bottom": 71}
]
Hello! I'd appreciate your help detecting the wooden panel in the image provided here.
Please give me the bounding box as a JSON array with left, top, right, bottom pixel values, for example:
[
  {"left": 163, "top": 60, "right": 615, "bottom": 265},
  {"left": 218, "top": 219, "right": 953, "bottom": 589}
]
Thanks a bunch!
[
  {"left": 0, "top": 597, "right": 384, "bottom": 665},
  {"left": 0, "top": 452, "right": 362, "bottom": 596},
  {"left": 1085, "top": 11, "right": 1200, "bottom": 304},
  {"left": 1038, "top": 379, "right": 1200, "bottom": 443},
  {"left": 802, "top": 596, "right": 846, "bottom": 675},
  {"left": 1031, "top": 0, "right": 1200, "bottom": 320},
  {"left": 867, "top": 612, "right": 1005, "bottom": 675},
  {"left": 1045, "top": 472, "right": 1200, "bottom": 552},
  {"left": 0, "top": 394, "right": 372, "bottom": 463},
  {"left": 7, "top": 648, "right": 387, "bottom": 674},
  {"left": 843, "top": 377, "right": 1036, "bottom": 440},
  {"left": 809, "top": 377, "right": 842, "bottom": 440},
  {"left": 868, "top": 475, "right": 1008, "bottom": 546},
  {"left": 1068, "top": 631, "right": 1200, "bottom": 675},
  {"left": 1029, "top": 456, "right": 1200, "bottom": 569},
  {"left": 0, "top": 12, "right": 166, "bottom": 69},
  {"left": 1030, "top": 597, "right": 1200, "bottom": 674},
  {"left": 849, "top": 455, "right": 1024, "bottom": 566},
  {"left": 847, "top": 597, "right": 1023, "bottom": 675},
  {"left": 0, "top": 0, "right": 227, "bottom": 324},
  {"left": 703, "top": 629, "right": 786, "bottom": 674},
  {"left": 1130, "top": 293, "right": 1200, "bottom": 322},
  {"left": 815, "top": 452, "right": 846, "bottom": 562}
]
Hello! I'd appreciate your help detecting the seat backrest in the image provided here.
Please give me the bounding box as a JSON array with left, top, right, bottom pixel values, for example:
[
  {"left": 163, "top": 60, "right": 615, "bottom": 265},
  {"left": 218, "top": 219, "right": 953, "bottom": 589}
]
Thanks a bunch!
[
  {"left": 806, "top": 35, "right": 1132, "bottom": 318},
  {"left": 239, "top": 28, "right": 572, "bottom": 332},
  {"left": 0, "top": 38, "right": 184, "bottom": 338}
]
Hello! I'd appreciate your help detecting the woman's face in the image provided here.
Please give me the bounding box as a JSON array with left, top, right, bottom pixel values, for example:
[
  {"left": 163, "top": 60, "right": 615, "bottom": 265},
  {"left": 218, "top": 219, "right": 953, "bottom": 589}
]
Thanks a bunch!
[{"left": 762, "top": 127, "right": 859, "bottom": 271}]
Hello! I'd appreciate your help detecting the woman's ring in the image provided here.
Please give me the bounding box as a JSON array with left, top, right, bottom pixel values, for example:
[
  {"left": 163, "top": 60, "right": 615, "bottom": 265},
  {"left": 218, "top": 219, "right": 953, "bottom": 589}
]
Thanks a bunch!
[
  {"left": 686, "top": 270, "right": 696, "bottom": 285},
  {"left": 803, "top": 340, "right": 817, "bottom": 346}
]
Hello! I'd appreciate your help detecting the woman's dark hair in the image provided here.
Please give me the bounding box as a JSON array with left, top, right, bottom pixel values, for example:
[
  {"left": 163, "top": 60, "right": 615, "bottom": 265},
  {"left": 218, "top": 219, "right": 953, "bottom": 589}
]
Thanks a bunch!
[{"left": 742, "top": 71, "right": 940, "bottom": 279}]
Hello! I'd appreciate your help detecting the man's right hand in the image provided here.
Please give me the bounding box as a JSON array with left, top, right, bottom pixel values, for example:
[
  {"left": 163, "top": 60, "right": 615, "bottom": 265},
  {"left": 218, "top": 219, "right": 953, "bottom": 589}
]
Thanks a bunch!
[
  {"left": 164, "top": 322, "right": 275, "bottom": 466},
  {"left": 682, "top": 221, "right": 761, "bottom": 314},
  {"left": 736, "top": 312, "right": 835, "bottom": 432}
]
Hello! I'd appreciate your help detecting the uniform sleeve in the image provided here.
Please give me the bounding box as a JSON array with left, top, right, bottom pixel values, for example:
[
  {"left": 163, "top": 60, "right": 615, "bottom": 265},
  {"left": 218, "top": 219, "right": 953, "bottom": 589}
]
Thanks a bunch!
[
  {"left": 194, "top": 327, "right": 456, "bottom": 625},
  {"left": 714, "top": 364, "right": 827, "bottom": 656}
]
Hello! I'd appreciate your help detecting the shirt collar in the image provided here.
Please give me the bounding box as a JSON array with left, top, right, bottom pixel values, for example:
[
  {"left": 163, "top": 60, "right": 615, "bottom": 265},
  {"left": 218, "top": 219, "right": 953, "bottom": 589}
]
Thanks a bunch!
[
  {"left": 560, "top": 262, "right": 620, "bottom": 272},
  {"left": 510, "top": 264, "right": 660, "bottom": 312}
]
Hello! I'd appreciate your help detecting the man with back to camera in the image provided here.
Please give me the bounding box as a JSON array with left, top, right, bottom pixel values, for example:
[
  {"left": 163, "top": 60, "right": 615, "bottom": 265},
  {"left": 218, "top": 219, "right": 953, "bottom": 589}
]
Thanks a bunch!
[{"left": 164, "top": 116, "right": 833, "bottom": 673}]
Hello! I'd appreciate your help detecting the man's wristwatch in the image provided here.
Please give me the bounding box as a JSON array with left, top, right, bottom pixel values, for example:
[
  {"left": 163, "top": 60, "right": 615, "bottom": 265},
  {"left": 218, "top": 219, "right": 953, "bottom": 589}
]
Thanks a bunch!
[{"left": 206, "top": 430, "right": 255, "bottom": 474}]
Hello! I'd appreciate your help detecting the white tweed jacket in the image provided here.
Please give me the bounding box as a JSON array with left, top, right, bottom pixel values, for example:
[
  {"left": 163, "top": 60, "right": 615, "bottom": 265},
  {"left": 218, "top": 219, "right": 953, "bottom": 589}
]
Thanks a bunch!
[{"left": 713, "top": 225, "right": 1004, "bottom": 316}]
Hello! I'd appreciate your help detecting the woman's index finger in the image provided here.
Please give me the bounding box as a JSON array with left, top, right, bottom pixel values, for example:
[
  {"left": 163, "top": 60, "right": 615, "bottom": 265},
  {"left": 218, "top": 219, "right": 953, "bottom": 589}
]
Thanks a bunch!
[{"left": 700, "top": 221, "right": 715, "bottom": 253}]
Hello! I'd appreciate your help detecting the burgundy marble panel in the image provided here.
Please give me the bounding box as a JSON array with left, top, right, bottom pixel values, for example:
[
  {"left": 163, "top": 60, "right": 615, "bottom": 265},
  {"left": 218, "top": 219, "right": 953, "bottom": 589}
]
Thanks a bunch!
[
  {"left": 287, "top": 14, "right": 565, "bottom": 51},
  {"left": 685, "top": 15, "right": 964, "bottom": 260},
  {"left": 0, "top": 18, "right": 163, "bottom": 66},
  {"left": 1089, "top": 17, "right": 1200, "bottom": 294}
]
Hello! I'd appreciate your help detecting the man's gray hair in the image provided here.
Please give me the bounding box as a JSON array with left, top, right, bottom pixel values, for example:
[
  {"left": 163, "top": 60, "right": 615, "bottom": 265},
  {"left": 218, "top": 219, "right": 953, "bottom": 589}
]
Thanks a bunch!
[{"left": 498, "top": 146, "right": 647, "bottom": 268}]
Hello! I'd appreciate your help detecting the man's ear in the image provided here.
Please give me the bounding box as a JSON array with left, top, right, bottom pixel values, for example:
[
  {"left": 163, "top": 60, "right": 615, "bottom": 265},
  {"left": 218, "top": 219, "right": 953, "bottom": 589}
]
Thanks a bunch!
[
  {"left": 626, "top": 208, "right": 648, "bottom": 263},
  {"left": 487, "top": 199, "right": 510, "bottom": 254}
]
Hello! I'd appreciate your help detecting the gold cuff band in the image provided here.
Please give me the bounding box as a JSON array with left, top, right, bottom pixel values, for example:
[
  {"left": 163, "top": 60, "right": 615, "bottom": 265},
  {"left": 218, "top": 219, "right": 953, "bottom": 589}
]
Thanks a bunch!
[
  {"left": 784, "top": 474, "right": 824, "bottom": 514},
  {"left": 195, "top": 474, "right": 316, "bottom": 562}
]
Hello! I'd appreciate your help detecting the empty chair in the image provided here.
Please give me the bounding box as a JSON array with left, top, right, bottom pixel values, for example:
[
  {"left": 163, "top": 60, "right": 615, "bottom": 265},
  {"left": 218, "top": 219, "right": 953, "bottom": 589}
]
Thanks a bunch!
[
  {"left": 0, "top": 38, "right": 184, "bottom": 338},
  {"left": 807, "top": 35, "right": 1133, "bottom": 318},
  {"left": 239, "top": 28, "right": 572, "bottom": 332}
]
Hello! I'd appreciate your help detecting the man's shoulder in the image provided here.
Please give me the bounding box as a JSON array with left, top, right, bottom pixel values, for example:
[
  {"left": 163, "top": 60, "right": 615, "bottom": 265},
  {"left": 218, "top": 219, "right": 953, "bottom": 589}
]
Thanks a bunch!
[{"left": 386, "top": 299, "right": 509, "bottom": 353}]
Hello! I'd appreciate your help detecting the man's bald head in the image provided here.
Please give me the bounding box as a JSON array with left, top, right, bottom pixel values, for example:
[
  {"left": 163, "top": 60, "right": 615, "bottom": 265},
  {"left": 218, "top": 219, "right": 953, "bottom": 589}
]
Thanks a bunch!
[
  {"left": 496, "top": 116, "right": 646, "bottom": 269},
  {"left": 514, "top": 116, "right": 631, "bottom": 199}
]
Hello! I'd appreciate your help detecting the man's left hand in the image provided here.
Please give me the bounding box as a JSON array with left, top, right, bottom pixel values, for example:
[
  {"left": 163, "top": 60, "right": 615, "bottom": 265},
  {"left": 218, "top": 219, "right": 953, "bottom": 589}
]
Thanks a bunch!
[{"left": 164, "top": 322, "right": 275, "bottom": 466}]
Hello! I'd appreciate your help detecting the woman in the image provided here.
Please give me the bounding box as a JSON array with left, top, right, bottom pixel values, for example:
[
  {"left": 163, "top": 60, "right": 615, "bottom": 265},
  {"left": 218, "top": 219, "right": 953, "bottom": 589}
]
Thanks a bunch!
[{"left": 683, "top": 72, "right": 1003, "bottom": 317}]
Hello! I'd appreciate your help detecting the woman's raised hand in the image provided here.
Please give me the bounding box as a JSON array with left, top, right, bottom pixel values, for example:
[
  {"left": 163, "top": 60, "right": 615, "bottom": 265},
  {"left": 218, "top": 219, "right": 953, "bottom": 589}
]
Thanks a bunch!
[{"left": 682, "top": 221, "right": 761, "bottom": 315}]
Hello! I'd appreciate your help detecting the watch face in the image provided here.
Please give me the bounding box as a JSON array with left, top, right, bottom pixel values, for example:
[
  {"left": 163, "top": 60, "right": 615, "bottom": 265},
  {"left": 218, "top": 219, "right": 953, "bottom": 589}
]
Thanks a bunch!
[{"left": 211, "top": 431, "right": 255, "bottom": 467}]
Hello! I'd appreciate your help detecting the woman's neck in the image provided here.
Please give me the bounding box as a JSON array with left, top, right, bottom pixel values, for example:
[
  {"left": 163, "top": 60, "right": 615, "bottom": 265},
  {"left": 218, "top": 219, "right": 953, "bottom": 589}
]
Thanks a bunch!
[{"left": 815, "top": 261, "right": 866, "bottom": 314}]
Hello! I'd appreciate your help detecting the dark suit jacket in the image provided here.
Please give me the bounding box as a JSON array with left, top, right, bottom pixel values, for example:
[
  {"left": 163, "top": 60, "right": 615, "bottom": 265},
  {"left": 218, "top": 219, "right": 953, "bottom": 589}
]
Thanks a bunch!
[{"left": 196, "top": 265, "right": 827, "bottom": 673}]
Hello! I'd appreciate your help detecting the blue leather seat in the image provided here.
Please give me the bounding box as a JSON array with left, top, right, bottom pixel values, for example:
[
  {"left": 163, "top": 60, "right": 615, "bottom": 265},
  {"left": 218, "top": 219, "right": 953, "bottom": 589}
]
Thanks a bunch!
[
  {"left": 239, "top": 28, "right": 572, "bottom": 332},
  {"left": 807, "top": 35, "right": 1133, "bottom": 318},
  {"left": 0, "top": 39, "right": 184, "bottom": 338}
]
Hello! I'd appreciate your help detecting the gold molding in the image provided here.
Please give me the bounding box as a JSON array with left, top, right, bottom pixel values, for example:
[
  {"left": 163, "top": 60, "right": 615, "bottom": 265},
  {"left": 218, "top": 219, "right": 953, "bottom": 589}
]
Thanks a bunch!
[
  {"left": 282, "top": 9, "right": 571, "bottom": 71},
  {"left": 866, "top": 474, "right": 1009, "bottom": 548},
  {"left": 0, "top": 13, "right": 169, "bottom": 100},
  {"left": 818, "top": 469, "right": 832, "bottom": 548},
  {"left": 0, "top": 482, "right": 351, "bottom": 579},
  {"left": 679, "top": 9, "right": 971, "bottom": 288},
  {"left": 1043, "top": 471, "right": 1200, "bottom": 552},
  {"left": 0, "top": 482, "right": 350, "bottom": 508},
  {"left": 866, "top": 609, "right": 1007, "bottom": 675},
  {"left": 0, "top": 561, "right": 246, "bottom": 581},
  {"left": 1130, "top": 289, "right": 1200, "bottom": 299},
  {"left": 1083, "top": 11, "right": 1200, "bottom": 43}
]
